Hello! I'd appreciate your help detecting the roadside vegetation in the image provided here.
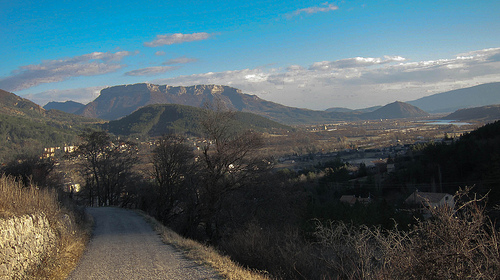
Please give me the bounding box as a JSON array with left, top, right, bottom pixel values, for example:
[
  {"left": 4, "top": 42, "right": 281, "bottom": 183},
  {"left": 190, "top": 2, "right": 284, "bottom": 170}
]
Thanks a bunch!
[
  {"left": 0, "top": 175, "right": 91, "bottom": 279},
  {"left": 141, "top": 211, "right": 271, "bottom": 280}
]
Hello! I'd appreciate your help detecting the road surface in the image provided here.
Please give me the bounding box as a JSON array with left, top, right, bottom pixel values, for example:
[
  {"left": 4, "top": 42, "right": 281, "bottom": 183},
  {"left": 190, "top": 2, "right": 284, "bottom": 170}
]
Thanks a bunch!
[{"left": 67, "top": 207, "right": 220, "bottom": 280}]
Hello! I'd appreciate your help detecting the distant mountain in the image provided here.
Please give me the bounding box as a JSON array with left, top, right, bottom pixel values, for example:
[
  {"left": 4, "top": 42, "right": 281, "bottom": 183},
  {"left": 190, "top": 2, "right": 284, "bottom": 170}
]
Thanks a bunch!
[
  {"left": 360, "top": 101, "right": 430, "bottom": 120},
  {"left": 44, "top": 100, "right": 85, "bottom": 114},
  {"left": 443, "top": 104, "right": 500, "bottom": 122},
  {"left": 76, "top": 83, "right": 352, "bottom": 125},
  {"left": 356, "top": 105, "right": 383, "bottom": 113},
  {"left": 408, "top": 82, "right": 500, "bottom": 113},
  {"left": 325, "top": 106, "right": 381, "bottom": 113},
  {"left": 325, "top": 107, "right": 354, "bottom": 113},
  {"left": 102, "top": 103, "right": 292, "bottom": 137}
]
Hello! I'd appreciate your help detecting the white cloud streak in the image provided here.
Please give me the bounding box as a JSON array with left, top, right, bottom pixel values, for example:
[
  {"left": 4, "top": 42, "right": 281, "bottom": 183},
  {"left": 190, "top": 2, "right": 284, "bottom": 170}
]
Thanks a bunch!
[
  {"left": 0, "top": 51, "right": 133, "bottom": 91},
  {"left": 144, "top": 32, "right": 213, "bottom": 47},
  {"left": 125, "top": 66, "right": 179, "bottom": 76},
  {"left": 163, "top": 57, "right": 198, "bottom": 65},
  {"left": 289, "top": 2, "right": 339, "bottom": 17}
]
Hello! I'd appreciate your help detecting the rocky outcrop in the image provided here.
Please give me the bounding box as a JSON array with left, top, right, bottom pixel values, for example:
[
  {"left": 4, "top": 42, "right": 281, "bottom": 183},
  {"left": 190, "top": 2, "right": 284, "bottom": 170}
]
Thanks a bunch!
[{"left": 0, "top": 214, "right": 56, "bottom": 279}]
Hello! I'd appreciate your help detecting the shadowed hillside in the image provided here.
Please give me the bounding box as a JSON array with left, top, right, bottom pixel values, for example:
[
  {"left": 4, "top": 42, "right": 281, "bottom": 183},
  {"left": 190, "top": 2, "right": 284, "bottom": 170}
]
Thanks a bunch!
[{"left": 443, "top": 104, "right": 500, "bottom": 122}]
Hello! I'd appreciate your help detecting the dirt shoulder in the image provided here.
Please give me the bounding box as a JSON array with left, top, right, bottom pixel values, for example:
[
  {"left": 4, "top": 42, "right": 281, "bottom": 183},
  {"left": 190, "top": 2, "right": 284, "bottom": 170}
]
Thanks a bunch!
[{"left": 67, "top": 207, "right": 220, "bottom": 280}]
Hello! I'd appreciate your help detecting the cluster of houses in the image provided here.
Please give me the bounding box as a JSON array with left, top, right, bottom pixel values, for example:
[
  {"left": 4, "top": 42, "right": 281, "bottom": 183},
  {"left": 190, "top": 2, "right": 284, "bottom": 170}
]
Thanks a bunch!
[{"left": 41, "top": 146, "right": 76, "bottom": 159}]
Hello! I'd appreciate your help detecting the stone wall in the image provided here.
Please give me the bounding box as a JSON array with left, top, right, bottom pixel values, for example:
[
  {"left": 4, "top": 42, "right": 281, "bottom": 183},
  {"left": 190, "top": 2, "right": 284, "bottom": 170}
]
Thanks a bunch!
[{"left": 0, "top": 214, "right": 56, "bottom": 279}]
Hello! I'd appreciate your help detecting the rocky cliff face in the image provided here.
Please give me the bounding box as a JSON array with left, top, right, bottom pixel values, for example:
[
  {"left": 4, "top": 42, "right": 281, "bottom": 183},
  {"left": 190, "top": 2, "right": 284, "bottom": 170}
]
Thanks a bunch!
[
  {"left": 76, "top": 83, "right": 263, "bottom": 120},
  {"left": 76, "top": 84, "right": 281, "bottom": 120}
]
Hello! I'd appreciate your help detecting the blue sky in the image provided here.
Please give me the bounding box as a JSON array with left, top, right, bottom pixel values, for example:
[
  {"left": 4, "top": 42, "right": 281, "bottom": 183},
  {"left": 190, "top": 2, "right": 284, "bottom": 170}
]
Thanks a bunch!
[{"left": 1, "top": 0, "right": 500, "bottom": 109}]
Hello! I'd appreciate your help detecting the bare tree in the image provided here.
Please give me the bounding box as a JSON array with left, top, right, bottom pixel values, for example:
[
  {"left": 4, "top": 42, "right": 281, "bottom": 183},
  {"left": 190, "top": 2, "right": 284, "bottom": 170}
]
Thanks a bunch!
[
  {"left": 150, "top": 134, "right": 195, "bottom": 223},
  {"left": 198, "top": 101, "right": 268, "bottom": 239},
  {"left": 76, "top": 130, "right": 137, "bottom": 206}
]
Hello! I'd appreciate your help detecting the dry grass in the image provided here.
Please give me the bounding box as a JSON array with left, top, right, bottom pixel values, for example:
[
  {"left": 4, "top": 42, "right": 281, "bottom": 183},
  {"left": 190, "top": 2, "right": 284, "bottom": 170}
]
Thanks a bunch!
[
  {"left": 0, "top": 175, "right": 92, "bottom": 279},
  {"left": 138, "top": 211, "right": 272, "bottom": 280},
  {"left": 312, "top": 187, "right": 500, "bottom": 279}
]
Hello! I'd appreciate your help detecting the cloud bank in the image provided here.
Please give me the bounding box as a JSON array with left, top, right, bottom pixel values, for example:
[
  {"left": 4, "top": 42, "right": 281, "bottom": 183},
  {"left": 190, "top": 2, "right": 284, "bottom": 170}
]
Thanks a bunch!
[
  {"left": 125, "top": 66, "right": 179, "bottom": 76},
  {"left": 0, "top": 51, "right": 133, "bottom": 92},
  {"left": 14, "top": 47, "right": 500, "bottom": 109},
  {"left": 152, "top": 48, "right": 500, "bottom": 109}
]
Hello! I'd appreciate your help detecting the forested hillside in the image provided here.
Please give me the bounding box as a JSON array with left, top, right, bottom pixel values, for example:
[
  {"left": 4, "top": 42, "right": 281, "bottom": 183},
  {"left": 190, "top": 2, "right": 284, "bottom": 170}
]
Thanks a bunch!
[
  {"left": 388, "top": 120, "right": 500, "bottom": 200},
  {"left": 0, "top": 90, "right": 102, "bottom": 162},
  {"left": 102, "top": 103, "right": 292, "bottom": 137}
]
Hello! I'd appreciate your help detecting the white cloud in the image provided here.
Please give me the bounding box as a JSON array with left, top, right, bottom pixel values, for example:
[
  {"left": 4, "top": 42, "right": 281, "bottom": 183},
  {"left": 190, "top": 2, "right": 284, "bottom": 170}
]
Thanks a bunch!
[
  {"left": 310, "top": 56, "right": 407, "bottom": 70},
  {"left": 144, "top": 32, "right": 213, "bottom": 47},
  {"left": 289, "top": 2, "right": 339, "bottom": 17},
  {"left": 155, "top": 51, "right": 166, "bottom": 56},
  {"left": 125, "top": 66, "right": 179, "bottom": 76},
  {"left": 0, "top": 51, "right": 133, "bottom": 91}
]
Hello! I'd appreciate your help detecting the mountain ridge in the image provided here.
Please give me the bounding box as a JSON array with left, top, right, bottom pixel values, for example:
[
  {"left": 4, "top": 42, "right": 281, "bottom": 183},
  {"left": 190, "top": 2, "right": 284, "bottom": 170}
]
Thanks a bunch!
[
  {"left": 75, "top": 83, "right": 354, "bottom": 124},
  {"left": 73, "top": 83, "right": 432, "bottom": 124},
  {"left": 408, "top": 82, "right": 500, "bottom": 113}
]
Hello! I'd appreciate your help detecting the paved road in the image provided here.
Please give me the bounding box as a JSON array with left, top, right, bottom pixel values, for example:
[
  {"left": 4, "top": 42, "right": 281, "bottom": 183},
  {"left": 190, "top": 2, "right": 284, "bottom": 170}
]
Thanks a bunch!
[{"left": 67, "top": 207, "right": 220, "bottom": 280}]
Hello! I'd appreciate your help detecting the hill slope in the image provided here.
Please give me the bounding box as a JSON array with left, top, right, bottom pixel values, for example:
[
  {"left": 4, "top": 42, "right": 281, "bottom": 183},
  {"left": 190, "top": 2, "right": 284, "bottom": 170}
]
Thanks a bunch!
[
  {"left": 408, "top": 82, "right": 500, "bottom": 113},
  {"left": 102, "top": 103, "right": 292, "bottom": 137},
  {"left": 0, "top": 89, "right": 101, "bottom": 162},
  {"left": 444, "top": 104, "right": 500, "bottom": 122},
  {"left": 360, "top": 101, "right": 430, "bottom": 120},
  {"left": 0, "top": 89, "right": 45, "bottom": 117}
]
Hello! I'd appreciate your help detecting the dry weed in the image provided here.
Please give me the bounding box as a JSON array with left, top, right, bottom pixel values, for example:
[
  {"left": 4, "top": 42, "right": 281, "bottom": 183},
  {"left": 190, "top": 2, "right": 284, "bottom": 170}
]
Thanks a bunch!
[{"left": 313, "top": 187, "right": 500, "bottom": 280}]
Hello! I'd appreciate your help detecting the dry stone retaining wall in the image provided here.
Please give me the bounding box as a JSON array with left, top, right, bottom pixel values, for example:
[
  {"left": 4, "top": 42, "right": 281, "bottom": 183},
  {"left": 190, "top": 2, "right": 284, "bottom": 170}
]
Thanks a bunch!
[{"left": 0, "top": 214, "right": 56, "bottom": 279}]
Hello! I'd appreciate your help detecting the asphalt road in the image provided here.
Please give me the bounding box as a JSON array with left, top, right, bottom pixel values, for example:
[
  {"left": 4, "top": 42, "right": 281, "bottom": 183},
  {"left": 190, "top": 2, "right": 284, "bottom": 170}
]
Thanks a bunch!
[{"left": 67, "top": 207, "right": 220, "bottom": 280}]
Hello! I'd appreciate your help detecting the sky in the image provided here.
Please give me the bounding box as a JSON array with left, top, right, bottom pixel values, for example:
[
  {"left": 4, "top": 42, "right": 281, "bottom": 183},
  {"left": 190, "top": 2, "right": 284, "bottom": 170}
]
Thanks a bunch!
[{"left": 1, "top": 0, "right": 500, "bottom": 110}]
